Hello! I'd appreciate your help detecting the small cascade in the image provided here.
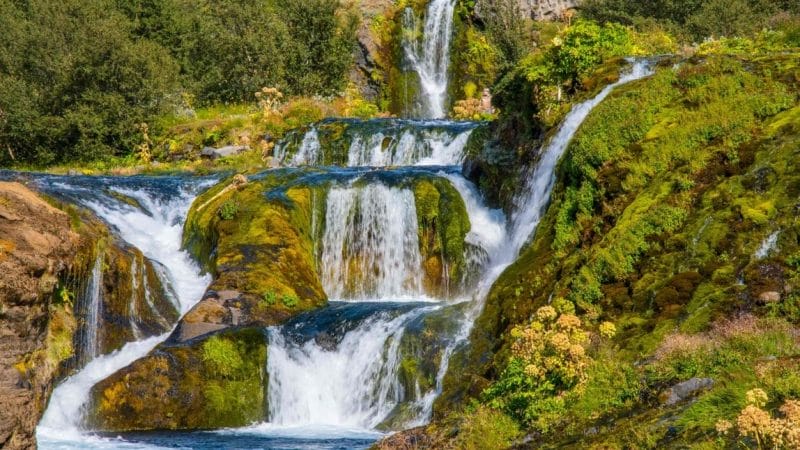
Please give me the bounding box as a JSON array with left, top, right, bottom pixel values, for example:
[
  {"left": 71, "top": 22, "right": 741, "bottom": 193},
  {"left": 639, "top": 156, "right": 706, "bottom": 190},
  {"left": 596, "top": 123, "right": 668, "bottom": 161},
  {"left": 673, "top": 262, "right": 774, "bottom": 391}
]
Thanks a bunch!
[
  {"left": 401, "top": 0, "right": 458, "bottom": 118},
  {"left": 442, "top": 173, "right": 507, "bottom": 282},
  {"left": 128, "top": 257, "right": 143, "bottom": 340},
  {"left": 267, "top": 303, "right": 436, "bottom": 428},
  {"left": 36, "top": 176, "right": 213, "bottom": 441},
  {"left": 78, "top": 255, "right": 104, "bottom": 364},
  {"left": 755, "top": 231, "right": 781, "bottom": 259},
  {"left": 503, "top": 60, "right": 655, "bottom": 266},
  {"left": 321, "top": 183, "right": 424, "bottom": 300},
  {"left": 286, "top": 127, "right": 322, "bottom": 166},
  {"left": 273, "top": 119, "right": 479, "bottom": 168}
]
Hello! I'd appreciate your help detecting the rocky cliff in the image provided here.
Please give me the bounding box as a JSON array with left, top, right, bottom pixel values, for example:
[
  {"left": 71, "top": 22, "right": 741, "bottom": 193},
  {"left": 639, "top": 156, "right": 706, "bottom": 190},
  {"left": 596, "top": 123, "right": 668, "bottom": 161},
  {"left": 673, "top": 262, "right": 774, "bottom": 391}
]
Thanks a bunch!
[{"left": 0, "top": 182, "right": 79, "bottom": 449}]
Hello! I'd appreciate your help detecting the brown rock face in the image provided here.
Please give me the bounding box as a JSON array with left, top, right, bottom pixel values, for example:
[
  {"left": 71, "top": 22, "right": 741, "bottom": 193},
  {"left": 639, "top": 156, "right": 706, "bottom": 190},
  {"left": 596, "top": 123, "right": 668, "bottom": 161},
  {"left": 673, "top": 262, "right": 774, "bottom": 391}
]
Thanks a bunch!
[
  {"left": 476, "top": 0, "right": 579, "bottom": 21},
  {"left": 0, "top": 182, "right": 79, "bottom": 450}
]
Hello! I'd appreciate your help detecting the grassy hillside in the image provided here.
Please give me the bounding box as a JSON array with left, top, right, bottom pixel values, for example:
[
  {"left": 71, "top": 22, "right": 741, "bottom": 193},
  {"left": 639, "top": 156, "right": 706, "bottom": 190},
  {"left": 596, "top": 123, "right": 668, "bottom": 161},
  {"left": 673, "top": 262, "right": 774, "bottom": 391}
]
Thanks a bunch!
[{"left": 402, "top": 47, "right": 800, "bottom": 449}]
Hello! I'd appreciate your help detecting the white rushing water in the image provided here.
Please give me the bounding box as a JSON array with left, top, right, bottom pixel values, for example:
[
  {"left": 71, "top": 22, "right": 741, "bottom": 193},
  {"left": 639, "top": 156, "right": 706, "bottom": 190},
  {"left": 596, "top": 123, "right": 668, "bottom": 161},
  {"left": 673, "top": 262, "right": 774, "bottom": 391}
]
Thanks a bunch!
[
  {"left": 267, "top": 305, "right": 436, "bottom": 428},
  {"left": 346, "top": 127, "right": 473, "bottom": 167},
  {"left": 274, "top": 121, "right": 476, "bottom": 167},
  {"left": 81, "top": 255, "right": 104, "bottom": 364},
  {"left": 37, "top": 179, "right": 212, "bottom": 445},
  {"left": 83, "top": 186, "right": 210, "bottom": 313},
  {"left": 321, "top": 183, "right": 425, "bottom": 300},
  {"left": 502, "top": 59, "right": 655, "bottom": 272},
  {"left": 755, "top": 230, "right": 781, "bottom": 259},
  {"left": 402, "top": 0, "right": 458, "bottom": 118}
]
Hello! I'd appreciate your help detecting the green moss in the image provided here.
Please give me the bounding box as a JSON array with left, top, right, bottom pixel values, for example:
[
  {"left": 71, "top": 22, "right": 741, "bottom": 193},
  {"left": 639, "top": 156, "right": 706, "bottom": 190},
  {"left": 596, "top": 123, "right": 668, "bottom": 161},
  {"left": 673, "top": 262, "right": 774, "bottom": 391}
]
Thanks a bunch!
[
  {"left": 440, "top": 53, "right": 800, "bottom": 447},
  {"left": 411, "top": 177, "right": 471, "bottom": 297},
  {"left": 183, "top": 172, "right": 327, "bottom": 324},
  {"left": 90, "top": 328, "right": 267, "bottom": 431}
]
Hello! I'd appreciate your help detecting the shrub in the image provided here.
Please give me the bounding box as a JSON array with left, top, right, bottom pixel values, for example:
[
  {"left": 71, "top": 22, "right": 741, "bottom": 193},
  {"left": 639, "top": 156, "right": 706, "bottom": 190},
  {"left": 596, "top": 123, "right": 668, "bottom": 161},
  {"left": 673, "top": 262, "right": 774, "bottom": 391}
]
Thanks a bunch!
[
  {"left": 281, "top": 294, "right": 299, "bottom": 308},
  {"left": 217, "top": 201, "right": 239, "bottom": 221},
  {"left": 483, "top": 307, "right": 592, "bottom": 429}
]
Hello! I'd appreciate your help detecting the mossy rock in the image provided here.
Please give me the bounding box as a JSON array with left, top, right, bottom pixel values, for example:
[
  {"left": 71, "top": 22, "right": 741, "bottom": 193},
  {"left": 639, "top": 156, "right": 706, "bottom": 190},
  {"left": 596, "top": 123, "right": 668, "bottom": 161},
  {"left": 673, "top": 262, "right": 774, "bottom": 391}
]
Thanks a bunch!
[
  {"left": 411, "top": 177, "right": 471, "bottom": 297},
  {"left": 182, "top": 171, "right": 328, "bottom": 333},
  {"left": 88, "top": 328, "right": 267, "bottom": 431}
]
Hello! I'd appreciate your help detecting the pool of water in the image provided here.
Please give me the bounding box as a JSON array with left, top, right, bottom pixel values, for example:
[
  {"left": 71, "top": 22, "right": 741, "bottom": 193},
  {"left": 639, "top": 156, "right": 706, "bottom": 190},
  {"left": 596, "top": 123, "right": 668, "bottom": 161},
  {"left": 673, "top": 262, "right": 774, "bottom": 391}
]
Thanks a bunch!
[{"left": 39, "top": 424, "right": 382, "bottom": 450}]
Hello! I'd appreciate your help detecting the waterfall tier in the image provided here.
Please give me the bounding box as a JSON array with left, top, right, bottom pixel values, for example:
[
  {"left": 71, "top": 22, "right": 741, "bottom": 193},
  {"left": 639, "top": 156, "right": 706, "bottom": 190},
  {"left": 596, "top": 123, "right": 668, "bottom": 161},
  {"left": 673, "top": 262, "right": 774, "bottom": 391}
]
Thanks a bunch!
[
  {"left": 321, "top": 184, "right": 424, "bottom": 300},
  {"left": 401, "top": 0, "right": 458, "bottom": 118},
  {"left": 273, "top": 119, "right": 480, "bottom": 167}
]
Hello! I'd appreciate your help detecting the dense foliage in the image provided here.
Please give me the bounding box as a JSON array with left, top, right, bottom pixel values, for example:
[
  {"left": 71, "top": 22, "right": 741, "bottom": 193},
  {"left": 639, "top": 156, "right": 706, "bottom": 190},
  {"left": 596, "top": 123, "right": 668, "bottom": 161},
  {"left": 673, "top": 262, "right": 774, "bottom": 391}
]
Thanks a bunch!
[
  {"left": 0, "top": 0, "right": 356, "bottom": 166},
  {"left": 582, "top": 0, "right": 800, "bottom": 41}
]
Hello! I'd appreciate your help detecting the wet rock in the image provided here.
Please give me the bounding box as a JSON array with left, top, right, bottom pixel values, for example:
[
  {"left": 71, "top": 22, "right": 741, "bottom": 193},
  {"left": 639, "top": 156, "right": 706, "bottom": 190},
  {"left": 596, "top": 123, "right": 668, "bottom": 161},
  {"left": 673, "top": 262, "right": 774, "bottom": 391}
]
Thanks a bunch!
[
  {"left": 89, "top": 328, "right": 268, "bottom": 431},
  {"left": 200, "top": 145, "right": 249, "bottom": 160},
  {"left": 661, "top": 378, "right": 715, "bottom": 406}
]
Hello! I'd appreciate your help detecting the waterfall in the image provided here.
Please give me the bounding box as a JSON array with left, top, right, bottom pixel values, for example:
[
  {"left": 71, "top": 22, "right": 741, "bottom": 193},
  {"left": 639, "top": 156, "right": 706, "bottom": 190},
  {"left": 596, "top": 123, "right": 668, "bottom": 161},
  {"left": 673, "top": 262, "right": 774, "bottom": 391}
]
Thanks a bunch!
[
  {"left": 267, "top": 304, "right": 436, "bottom": 428},
  {"left": 279, "top": 127, "right": 321, "bottom": 166},
  {"left": 320, "top": 183, "right": 424, "bottom": 300},
  {"left": 503, "top": 60, "right": 655, "bottom": 266},
  {"left": 79, "top": 255, "right": 104, "bottom": 364},
  {"left": 402, "top": 0, "right": 458, "bottom": 118},
  {"left": 420, "top": 61, "right": 657, "bottom": 420},
  {"left": 274, "top": 119, "right": 478, "bottom": 168},
  {"left": 37, "top": 177, "right": 212, "bottom": 442}
]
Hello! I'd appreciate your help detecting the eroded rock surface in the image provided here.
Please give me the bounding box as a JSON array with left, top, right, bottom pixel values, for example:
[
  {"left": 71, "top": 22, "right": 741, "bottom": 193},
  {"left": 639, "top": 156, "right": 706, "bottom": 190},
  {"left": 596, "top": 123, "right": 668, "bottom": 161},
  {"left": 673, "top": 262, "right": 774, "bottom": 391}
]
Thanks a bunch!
[{"left": 0, "top": 182, "right": 78, "bottom": 449}]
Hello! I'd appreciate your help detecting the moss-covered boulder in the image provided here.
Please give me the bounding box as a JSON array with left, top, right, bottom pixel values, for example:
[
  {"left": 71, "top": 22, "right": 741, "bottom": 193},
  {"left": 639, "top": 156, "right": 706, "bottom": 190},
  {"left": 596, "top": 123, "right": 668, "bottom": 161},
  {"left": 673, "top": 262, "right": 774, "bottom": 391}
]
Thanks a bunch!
[
  {"left": 411, "top": 177, "right": 472, "bottom": 297},
  {"left": 88, "top": 328, "right": 267, "bottom": 431},
  {"left": 179, "top": 172, "right": 327, "bottom": 342}
]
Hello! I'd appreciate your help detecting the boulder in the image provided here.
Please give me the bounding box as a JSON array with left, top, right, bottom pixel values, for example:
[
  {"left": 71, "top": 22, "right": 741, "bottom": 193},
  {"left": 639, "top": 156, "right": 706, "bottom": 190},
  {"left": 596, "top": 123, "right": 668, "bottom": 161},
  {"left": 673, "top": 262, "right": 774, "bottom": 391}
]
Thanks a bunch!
[
  {"left": 0, "top": 182, "right": 79, "bottom": 450},
  {"left": 661, "top": 378, "right": 715, "bottom": 406},
  {"left": 758, "top": 291, "right": 782, "bottom": 303},
  {"left": 200, "top": 145, "right": 249, "bottom": 160}
]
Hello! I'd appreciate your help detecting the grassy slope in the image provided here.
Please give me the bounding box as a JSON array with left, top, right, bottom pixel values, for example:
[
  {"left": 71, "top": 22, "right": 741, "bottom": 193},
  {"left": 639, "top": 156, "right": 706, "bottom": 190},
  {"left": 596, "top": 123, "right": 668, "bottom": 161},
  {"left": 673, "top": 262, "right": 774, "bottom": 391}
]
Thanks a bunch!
[{"left": 432, "top": 52, "right": 800, "bottom": 448}]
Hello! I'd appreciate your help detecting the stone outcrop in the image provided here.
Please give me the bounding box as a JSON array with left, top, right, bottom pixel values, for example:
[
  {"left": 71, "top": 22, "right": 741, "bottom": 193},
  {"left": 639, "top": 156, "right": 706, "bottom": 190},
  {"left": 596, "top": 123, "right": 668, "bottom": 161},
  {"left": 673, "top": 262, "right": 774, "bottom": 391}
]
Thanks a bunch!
[
  {"left": 476, "top": 0, "right": 580, "bottom": 21},
  {"left": 0, "top": 182, "right": 79, "bottom": 450}
]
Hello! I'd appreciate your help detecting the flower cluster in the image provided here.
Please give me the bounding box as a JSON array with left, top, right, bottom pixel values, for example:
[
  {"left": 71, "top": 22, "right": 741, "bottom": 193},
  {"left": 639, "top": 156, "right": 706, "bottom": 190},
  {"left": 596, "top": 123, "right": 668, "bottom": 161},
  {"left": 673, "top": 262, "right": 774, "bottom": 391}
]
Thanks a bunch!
[
  {"left": 255, "top": 87, "right": 284, "bottom": 116},
  {"left": 510, "top": 306, "right": 590, "bottom": 391},
  {"left": 716, "top": 389, "right": 800, "bottom": 448}
]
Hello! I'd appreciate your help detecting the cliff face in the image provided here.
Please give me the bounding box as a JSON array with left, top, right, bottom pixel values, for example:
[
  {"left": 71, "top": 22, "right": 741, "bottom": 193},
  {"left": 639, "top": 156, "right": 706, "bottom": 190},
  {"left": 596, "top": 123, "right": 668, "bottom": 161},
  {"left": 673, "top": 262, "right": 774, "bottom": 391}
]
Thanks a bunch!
[{"left": 0, "top": 182, "right": 79, "bottom": 450}]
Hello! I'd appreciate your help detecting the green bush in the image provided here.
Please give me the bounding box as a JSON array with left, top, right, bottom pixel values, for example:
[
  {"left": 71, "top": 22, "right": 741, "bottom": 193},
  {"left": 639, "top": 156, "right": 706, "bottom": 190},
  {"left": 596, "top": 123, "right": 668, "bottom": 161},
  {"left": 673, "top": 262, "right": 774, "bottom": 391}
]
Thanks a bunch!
[
  {"left": 281, "top": 294, "right": 299, "bottom": 308},
  {"left": 217, "top": 201, "right": 239, "bottom": 221}
]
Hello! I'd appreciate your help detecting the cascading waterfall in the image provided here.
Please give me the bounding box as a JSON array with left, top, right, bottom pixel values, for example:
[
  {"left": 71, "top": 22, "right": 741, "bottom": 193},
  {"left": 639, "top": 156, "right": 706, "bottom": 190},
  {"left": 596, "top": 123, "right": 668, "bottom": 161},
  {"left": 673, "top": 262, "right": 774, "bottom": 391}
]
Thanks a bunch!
[
  {"left": 268, "top": 304, "right": 436, "bottom": 428},
  {"left": 25, "top": 56, "right": 653, "bottom": 448},
  {"left": 286, "top": 127, "right": 322, "bottom": 166},
  {"left": 36, "top": 177, "right": 212, "bottom": 445},
  {"left": 320, "top": 183, "right": 425, "bottom": 300},
  {"left": 402, "top": 0, "right": 458, "bottom": 118},
  {"left": 273, "top": 119, "right": 478, "bottom": 168}
]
